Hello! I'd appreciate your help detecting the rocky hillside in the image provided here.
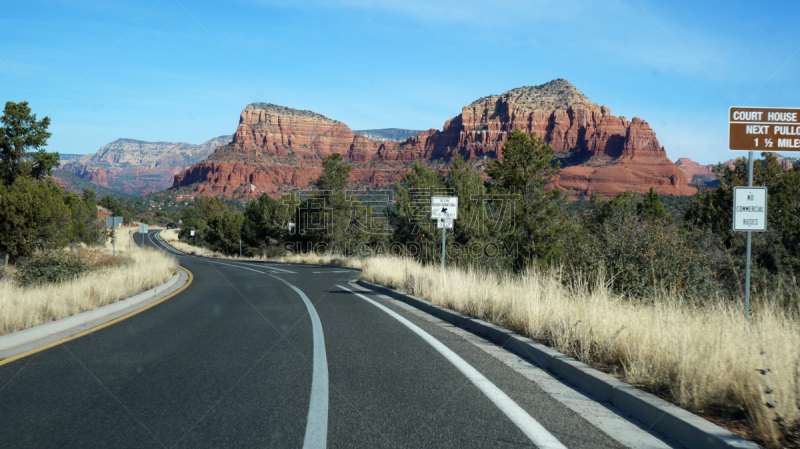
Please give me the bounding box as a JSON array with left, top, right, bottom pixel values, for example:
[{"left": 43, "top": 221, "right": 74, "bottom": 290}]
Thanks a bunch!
[
  {"left": 352, "top": 129, "right": 424, "bottom": 142},
  {"left": 173, "top": 79, "right": 694, "bottom": 198},
  {"left": 675, "top": 158, "right": 717, "bottom": 185},
  {"left": 50, "top": 170, "right": 132, "bottom": 199},
  {"left": 60, "top": 135, "right": 232, "bottom": 195}
]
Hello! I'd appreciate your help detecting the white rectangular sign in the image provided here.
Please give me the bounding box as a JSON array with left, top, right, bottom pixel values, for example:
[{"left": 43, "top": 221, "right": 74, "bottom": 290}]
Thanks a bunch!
[
  {"left": 139, "top": 224, "right": 148, "bottom": 234},
  {"left": 430, "top": 196, "right": 458, "bottom": 219},
  {"left": 733, "top": 187, "right": 767, "bottom": 231},
  {"left": 436, "top": 218, "right": 453, "bottom": 229}
]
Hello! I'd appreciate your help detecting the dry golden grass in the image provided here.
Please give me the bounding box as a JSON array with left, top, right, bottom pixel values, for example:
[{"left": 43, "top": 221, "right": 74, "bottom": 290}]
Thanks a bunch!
[
  {"left": 360, "top": 256, "right": 799, "bottom": 447},
  {"left": 0, "top": 236, "right": 177, "bottom": 336}
]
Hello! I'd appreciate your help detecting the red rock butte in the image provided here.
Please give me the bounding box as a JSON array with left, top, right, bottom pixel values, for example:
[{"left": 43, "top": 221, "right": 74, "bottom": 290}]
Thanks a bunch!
[{"left": 173, "top": 79, "right": 695, "bottom": 199}]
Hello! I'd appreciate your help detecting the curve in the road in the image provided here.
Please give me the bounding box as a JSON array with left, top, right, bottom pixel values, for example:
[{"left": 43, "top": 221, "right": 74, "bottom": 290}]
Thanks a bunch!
[{"left": 145, "top": 230, "right": 330, "bottom": 449}]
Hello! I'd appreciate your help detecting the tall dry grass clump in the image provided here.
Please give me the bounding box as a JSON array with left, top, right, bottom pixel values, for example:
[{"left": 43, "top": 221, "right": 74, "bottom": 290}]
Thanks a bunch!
[
  {"left": 360, "top": 256, "right": 800, "bottom": 447},
  {"left": 0, "top": 235, "right": 177, "bottom": 336}
]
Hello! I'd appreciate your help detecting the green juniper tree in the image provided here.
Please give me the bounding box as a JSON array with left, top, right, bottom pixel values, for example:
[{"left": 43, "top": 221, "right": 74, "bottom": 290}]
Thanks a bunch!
[
  {"left": 391, "top": 161, "right": 446, "bottom": 261},
  {"left": 0, "top": 101, "right": 58, "bottom": 185},
  {"left": 485, "top": 130, "right": 568, "bottom": 267}
]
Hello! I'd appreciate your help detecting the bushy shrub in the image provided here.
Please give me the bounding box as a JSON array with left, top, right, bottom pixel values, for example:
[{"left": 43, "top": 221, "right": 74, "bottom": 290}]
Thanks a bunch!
[
  {"left": 16, "top": 251, "right": 91, "bottom": 287},
  {"left": 566, "top": 214, "right": 722, "bottom": 299}
]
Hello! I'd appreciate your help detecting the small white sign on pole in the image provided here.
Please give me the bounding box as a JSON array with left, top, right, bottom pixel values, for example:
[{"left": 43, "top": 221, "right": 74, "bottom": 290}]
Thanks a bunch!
[
  {"left": 733, "top": 186, "right": 767, "bottom": 232},
  {"left": 430, "top": 196, "right": 458, "bottom": 219},
  {"left": 190, "top": 230, "right": 195, "bottom": 237},
  {"left": 436, "top": 218, "right": 453, "bottom": 229},
  {"left": 139, "top": 224, "right": 148, "bottom": 234}
]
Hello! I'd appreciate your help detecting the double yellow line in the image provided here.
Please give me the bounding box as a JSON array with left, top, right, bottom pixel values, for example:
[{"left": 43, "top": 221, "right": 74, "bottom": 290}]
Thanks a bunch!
[{"left": 0, "top": 267, "right": 194, "bottom": 367}]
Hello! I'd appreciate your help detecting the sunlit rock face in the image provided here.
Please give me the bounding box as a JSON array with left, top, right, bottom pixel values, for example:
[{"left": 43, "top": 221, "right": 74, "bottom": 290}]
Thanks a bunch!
[{"left": 174, "top": 80, "right": 694, "bottom": 199}]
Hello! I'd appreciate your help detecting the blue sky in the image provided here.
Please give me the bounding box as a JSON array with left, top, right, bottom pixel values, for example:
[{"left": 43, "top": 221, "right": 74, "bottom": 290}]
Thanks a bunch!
[{"left": 2, "top": 0, "right": 798, "bottom": 165}]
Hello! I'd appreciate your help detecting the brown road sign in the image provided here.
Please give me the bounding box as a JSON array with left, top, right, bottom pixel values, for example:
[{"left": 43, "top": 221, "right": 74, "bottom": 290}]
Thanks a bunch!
[{"left": 730, "top": 107, "right": 800, "bottom": 151}]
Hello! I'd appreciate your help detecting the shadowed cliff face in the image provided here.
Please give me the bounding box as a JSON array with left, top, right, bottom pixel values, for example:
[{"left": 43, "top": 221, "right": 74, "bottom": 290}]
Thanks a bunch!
[{"left": 174, "top": 79, "right": 695, "bottom": 199}]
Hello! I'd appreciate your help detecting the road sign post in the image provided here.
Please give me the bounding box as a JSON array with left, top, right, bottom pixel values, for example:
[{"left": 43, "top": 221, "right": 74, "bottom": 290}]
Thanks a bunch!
[
  {"left": 733, "top": 180, "right": 767, "bottom": 323},
  {"left": 105, "top": 216, "right": 123, "bottom": 256},
  {"left": 431, "top": 196, "right": 458, "bottom": 270},
  {"left": 729, "top": 107, "right": 789, "bottom": 321}
]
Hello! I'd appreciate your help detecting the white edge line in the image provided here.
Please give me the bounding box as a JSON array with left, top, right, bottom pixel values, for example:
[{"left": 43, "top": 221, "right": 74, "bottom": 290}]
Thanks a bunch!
[
  {"left": 282, "top": 278, "right": 329, "bottom": 449},
  {"left": 336, "top": 284, "right": 567, "bottom": 449},
  {"left": 145, "top": 231, "right": 328, "bottom": 447}
]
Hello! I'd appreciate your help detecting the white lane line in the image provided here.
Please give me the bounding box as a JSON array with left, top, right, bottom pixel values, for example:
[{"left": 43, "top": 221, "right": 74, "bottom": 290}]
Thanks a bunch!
[
  {"left": 155, "top": 233, "right": 191, "bottom": 256},
  {"left": 233, "top": 262, "right": 296, "bottom": 274},
  {"left": 336, "top": 284, "right": 567, "bottom": 449},
  {"left": 211, "top": 261, "right": 265, "bottom": 273},
  {"left": 278, "top": 278, "right": 329, "bottom": 449},
  {"left": 195, "top": 258, "right": 328, "bottom": 448},
  {"left": 147, "top": 232, "right": 183, "bottom": 256},
  {"left": 223, "top": 261, "right": 297, "bottom": 274},
  {"left": 312, "top": 271, "right": 352, "bottom": 274}
]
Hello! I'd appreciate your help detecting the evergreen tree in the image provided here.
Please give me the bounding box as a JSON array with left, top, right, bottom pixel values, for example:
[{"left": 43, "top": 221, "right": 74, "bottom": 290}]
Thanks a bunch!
[
  {"left": 446, "top": 153, "right": 491, "bottom": 266},
  {"left": 0, "top": 178, "right": 73, "bottom": 259},
  {"left": 242, "top": 192, "right": 297, "bottom": 254},
  {"left": 206, "top": 209, "right": 245, "bottom": 255},
  {"left": 391, "top": 161, "right": 446, "bottom": 260},
  {"left": 485, "top": 130, "right": 567, "bottom": 266},
  {"left": 638, "top": 187, "right": 669, "bottom": 222},
  {"left": 305, "top": 153, "right": 364, "bottom": 254},
  {"left": 0, "top": 101, "right": 57, "bottom": 185}
]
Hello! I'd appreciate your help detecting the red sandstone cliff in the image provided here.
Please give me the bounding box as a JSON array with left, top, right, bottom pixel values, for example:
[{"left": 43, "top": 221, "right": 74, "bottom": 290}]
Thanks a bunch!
[
  {"left": 675, "top": 158, "right": 716, "bottom": 185},
  {"left": 174, "top": 80, "right": 695, "bottom": 199}
]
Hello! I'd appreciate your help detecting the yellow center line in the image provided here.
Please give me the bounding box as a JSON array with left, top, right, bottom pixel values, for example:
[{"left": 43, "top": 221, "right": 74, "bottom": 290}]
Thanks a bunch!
[{"left": 0, "top": 267, "right": 194, "bottom": 367}]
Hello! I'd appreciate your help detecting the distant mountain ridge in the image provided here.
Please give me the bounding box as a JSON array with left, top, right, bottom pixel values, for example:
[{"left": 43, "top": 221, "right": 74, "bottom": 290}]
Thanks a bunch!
[
  {"left": 60, "top": 135, "right": 232, "bottom": 195},
  {"left": 352, "top": 129, "right": 424, "bottom": 142}
]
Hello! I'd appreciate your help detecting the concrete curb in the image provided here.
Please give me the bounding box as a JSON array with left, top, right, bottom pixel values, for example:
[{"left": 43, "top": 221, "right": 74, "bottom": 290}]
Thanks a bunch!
[
  {"left": 0, "top": 268, "right": 189, "bottom": 360},
  {"left": 357, "top": 279, "right": 761, "bottom": 449}
]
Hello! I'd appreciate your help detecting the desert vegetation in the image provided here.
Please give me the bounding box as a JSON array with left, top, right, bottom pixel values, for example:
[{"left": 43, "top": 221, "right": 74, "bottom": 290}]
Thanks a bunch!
[
  {"left": 0, "top": 101, "right": 177, "bottom": 336},
  {"left": 0, "top": 236, "right": 176, "bottom": 336}
]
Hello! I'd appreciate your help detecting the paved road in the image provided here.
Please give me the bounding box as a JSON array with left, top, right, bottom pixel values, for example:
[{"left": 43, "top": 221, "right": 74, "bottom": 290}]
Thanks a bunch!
[{"left": 0, "top": 231, "right": 673, "bottom": 448}]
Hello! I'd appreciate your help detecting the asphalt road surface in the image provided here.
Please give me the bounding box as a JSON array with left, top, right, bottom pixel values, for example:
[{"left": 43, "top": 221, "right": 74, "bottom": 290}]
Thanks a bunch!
[{"left": 0, "top": 231, "right": 674, "bottom": 448}]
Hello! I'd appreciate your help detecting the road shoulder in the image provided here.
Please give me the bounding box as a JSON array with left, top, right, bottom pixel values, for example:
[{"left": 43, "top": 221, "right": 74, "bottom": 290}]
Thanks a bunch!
[
  {"left": 356, "top": 279, "right": 761, "bottom": 449},
  {"left": 0, "top": 268, "right": 191, "bottom": 364}
]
